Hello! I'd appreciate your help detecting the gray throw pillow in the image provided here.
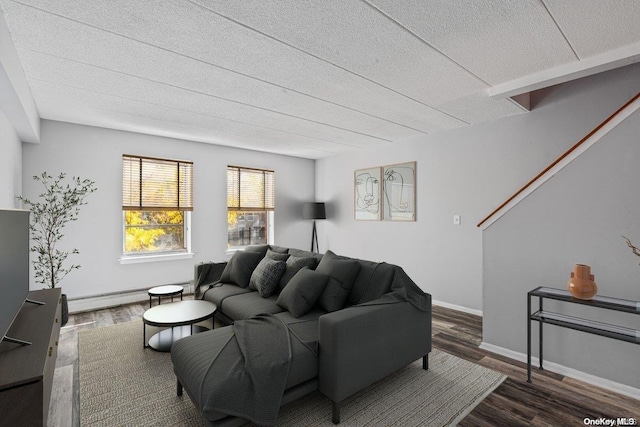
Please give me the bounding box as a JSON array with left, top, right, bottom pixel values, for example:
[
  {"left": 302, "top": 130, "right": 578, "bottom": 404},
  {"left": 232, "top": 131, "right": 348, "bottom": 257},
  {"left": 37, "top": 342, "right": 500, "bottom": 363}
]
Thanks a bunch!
[
  {"left": 249, "top": 257, "right": 287, "bottom": 297},
  {"left": 316, "top": 250, "right": 361, "bottom": 312},
  {"left": 277, "top": 267, "right": 329, "bottom": 318},
  {"left": 220, "top": 251, "right": 264, "bottom": 288},
  {"left": 278, "top": 255, "right": 318, "bottom": 291},
  {"left": 266, "top": 249, "right": 290, "bottom": 262}
]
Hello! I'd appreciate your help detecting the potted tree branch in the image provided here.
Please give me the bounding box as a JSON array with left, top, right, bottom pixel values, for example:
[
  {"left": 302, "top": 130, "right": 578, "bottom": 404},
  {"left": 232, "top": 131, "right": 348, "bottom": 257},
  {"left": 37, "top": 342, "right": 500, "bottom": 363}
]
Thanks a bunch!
[{"left": 17, "top": 172, "right": 97, "bottom": 325}]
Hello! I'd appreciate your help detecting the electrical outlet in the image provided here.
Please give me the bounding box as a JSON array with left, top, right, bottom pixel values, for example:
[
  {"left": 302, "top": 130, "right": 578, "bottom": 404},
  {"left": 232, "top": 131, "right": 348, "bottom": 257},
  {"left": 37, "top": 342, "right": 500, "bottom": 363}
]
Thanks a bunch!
[{"left": 453, "top": 214, "right": 461, "bottom": 225}]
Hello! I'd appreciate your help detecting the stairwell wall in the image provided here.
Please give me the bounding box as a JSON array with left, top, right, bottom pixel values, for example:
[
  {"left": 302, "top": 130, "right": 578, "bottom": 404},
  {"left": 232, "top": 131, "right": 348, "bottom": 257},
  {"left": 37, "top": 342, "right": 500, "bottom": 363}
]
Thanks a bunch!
[{"left": 482, "top": 102, "right": 640, "bottom": 388}]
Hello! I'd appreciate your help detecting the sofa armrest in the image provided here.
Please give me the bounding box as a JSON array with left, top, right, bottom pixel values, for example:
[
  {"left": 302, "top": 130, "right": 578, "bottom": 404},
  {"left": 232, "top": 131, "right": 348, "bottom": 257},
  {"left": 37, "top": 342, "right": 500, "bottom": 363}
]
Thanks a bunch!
[
  {"left": 318, "top": 299, "right": 431, "bottom": 404},
  {"left": 194, "top": 261, "right": 227, "bottom": 299}
]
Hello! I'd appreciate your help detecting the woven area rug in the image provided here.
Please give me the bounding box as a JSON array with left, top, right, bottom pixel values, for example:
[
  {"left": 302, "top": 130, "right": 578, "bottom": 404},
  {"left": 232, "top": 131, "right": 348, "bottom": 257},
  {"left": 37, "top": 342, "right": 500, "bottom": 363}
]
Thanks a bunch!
[{"left": 79, "top": 321, "right": 505, "bottom": 426}]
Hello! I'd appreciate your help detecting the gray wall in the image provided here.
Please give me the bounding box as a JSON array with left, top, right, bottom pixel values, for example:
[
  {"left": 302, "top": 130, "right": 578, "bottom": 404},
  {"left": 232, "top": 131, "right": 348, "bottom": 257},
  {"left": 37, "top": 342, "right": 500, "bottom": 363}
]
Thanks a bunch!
[
  {"left": 316, "top": 62, "right": 640, "bottom": 314},
  {"left": 0, "top": 111, "right": 22, "bottom": 208},
  {"left": 21, "top": 120, "right": 315, "bottom": 297},
  {"left": 483, "top": 105, "right": 640, "bottom": 389}
]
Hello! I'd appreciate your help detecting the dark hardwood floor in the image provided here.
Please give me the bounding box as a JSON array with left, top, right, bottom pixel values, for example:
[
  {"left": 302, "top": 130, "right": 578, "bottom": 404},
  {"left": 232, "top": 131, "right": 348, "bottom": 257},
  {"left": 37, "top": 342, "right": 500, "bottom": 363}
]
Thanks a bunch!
[
  {"left": 432, "top": 307, "right": 639, "bottom": 426},
  {"left": 50, "top": 300, "right": 639, "bottom": 426}
]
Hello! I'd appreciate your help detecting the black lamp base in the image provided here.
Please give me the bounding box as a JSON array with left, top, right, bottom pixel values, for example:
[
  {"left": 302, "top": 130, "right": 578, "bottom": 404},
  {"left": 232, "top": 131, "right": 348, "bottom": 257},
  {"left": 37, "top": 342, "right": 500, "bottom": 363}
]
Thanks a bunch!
[{"left": 311, "top": 220, "right": 319, "bottom": 253}]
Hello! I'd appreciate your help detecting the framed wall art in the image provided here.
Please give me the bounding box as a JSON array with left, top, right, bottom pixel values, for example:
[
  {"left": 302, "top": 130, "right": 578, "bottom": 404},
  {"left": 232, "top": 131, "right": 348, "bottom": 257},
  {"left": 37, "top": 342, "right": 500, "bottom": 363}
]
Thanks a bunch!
[
  {"left": 382, "top": 161, "right": 416, "bottom": 221},
  {"left": 354, "top": 167, "right": 382, "bottom": 220}
]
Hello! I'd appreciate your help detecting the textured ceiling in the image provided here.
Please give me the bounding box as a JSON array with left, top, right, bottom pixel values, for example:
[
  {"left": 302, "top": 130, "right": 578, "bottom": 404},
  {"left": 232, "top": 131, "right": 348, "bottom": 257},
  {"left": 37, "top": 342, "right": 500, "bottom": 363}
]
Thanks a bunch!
[{"left": 1, "top": 0, "right": 639, "bottom": 159}]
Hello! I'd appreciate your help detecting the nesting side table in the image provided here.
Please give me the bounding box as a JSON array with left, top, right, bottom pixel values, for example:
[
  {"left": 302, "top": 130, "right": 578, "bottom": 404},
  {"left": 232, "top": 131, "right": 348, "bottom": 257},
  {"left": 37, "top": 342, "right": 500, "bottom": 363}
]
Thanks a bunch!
[{"left": 147, "top": 284, "right": 184, "bottom": 308}]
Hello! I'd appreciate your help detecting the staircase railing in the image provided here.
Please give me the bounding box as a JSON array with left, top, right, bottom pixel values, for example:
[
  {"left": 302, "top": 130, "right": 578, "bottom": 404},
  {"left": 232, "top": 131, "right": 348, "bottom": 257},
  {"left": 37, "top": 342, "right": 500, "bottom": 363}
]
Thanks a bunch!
[{"left": 477, "top": 91, "right": 640, "bottom": 230}]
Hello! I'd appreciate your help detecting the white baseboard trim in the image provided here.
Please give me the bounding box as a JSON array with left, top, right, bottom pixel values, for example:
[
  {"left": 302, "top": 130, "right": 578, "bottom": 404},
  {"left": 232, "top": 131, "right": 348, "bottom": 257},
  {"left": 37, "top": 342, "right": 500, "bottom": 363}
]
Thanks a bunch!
[
  {"left": 479, "top": 341, "right": 640, "bottom": 400},
  {"left": 67, "top": 282, "right": 192, "bottom": 314},
  {"left": 433, "top": 299, "right": 483, "bottom": 317}
]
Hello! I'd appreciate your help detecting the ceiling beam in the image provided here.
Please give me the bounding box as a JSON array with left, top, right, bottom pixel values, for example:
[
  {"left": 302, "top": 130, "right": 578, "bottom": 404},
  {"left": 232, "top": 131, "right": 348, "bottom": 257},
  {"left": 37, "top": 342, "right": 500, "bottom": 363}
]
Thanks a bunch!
[
  {"left": 488, "top": 41, "right": 640, "bottom": 100},
  {"left": 0, "top": 11, "right": 40, "bottom": 143}
]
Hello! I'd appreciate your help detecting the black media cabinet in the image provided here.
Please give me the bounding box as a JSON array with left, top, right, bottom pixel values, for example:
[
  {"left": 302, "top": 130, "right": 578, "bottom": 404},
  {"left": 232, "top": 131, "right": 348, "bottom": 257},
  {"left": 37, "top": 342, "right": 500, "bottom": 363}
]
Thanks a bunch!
[{"left": 0, "top": 288, "right": 62, "bottom": 426}]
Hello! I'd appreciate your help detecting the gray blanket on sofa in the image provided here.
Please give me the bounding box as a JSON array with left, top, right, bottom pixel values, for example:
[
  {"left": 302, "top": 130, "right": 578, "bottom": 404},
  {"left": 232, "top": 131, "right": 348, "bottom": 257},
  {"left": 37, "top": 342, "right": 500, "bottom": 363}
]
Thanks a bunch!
[
  {"left": 200, "top": 314, "right": 292, "bottom": 426},
  {"left": 389, "top": 265, "right": 432, "bottom": 312}
]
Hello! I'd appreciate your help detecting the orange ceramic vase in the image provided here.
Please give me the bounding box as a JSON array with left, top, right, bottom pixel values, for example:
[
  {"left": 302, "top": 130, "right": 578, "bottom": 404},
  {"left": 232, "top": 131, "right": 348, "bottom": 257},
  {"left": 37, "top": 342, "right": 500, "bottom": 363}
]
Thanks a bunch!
[{"left": 567, "top": 264, "right": 597, "bottom": 300}]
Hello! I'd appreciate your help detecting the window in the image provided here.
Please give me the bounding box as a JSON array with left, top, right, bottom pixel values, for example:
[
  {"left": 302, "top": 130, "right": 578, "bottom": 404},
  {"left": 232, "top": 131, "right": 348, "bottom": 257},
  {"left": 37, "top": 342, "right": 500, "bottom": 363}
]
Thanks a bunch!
[
  {"left": 227, "top": 166, "right": 274, "bottom": 249},
  {"left": 122, "top": 155, "right": 193, "bottom": 257}
]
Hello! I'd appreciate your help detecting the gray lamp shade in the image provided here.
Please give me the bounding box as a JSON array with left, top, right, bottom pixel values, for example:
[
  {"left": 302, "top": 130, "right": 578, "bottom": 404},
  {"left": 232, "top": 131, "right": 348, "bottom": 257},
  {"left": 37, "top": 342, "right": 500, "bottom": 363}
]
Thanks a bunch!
[{"left": 303, "top": 202, "right": 326, "bottom": 220}]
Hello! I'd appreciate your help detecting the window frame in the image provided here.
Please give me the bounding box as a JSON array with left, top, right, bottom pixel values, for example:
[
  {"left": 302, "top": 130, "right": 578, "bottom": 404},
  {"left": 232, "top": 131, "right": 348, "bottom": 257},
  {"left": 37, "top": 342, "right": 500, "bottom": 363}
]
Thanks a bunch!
[
  {"left": 120, "top": 154, "right": 194, "bottom": 263},
  {"left": 227, "top": 165, "right": 275, "bottom": 251}
]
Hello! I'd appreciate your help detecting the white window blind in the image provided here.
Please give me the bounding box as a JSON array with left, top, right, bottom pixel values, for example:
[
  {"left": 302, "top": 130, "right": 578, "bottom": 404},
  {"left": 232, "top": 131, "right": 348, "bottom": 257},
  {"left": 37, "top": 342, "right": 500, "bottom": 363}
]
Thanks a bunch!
[
  {"left": 227, "top": 166, "right": 275, "bottom": 211},
  {"left": 123, "top": 155, "right": 193, "bottom": 211}
]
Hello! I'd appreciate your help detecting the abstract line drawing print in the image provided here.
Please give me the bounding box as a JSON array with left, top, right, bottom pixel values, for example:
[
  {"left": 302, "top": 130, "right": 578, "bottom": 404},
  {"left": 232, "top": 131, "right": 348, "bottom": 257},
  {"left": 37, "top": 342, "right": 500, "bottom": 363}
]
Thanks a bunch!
[
  {"left": 383, "top": 162, "right": 416, "bottom": 221},
  {"left": 354, "top": 167, "right": 381, "bottom": 220}
]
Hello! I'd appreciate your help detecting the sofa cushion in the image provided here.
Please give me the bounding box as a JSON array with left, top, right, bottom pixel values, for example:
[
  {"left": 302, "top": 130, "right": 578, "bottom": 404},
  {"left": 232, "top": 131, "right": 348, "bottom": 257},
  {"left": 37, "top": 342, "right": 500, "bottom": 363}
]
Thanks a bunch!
[
  {"left": 277, "top": 268, "right": 328, "bottom": 318},
  {"left": 315, "top": 250, "right": 361, "bottom": 312},
  {"left": 266, "top": 249, "right": 290, "bottom": 262},
  {"left": 249, "top": 257, "right": 287, "bottom": 297},
  {"left": 274, "top": 308, "right": 327, "bottom": 325},
  {"left": 171, "top": 326, "right": 236, "bottom": 423},
  {"left": 222, "top": 292, "right": 283, "bottom": 321},
  {"left": 220, "top": 251, "right": 264, "bottom": 288},
  {"left": 278, "top": 255, "right": 319, "bottom": 291},
  {"left": 202, "top": 283, "right": 252, "bottom": 308},
  {"left": 274, "top": 312, "right": 323, "bottom": 388}
]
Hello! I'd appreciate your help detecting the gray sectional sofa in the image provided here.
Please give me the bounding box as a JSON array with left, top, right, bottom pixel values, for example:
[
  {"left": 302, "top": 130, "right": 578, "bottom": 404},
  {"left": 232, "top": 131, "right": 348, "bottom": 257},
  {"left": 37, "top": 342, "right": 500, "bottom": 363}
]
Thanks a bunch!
[{"left": 171, "top": 245, "right": 432, "bottom": 426}]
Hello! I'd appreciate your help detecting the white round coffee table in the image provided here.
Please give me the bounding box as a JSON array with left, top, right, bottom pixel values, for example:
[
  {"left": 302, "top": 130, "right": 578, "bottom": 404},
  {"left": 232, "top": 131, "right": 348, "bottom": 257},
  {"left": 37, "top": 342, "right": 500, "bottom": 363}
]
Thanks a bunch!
[{"left": 142, "top": 300, "right": 217, "bottom": 352}]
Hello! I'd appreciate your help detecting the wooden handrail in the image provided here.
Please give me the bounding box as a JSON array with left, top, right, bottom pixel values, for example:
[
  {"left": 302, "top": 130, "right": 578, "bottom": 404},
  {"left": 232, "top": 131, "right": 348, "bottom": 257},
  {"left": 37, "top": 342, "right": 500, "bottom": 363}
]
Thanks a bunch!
[{"left": 477, "top": 91, "right": 640, "bottom": 228}]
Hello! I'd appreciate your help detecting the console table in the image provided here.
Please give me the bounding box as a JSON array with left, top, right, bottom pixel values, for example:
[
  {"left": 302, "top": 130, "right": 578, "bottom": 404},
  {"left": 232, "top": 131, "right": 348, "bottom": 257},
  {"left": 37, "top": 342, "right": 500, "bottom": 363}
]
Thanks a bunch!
[
  {"left": 0, "top": 288, "right": 62, "bottom": 426},
  {"left": 527, "top": 286, "right": 640, "bottom": 383}
]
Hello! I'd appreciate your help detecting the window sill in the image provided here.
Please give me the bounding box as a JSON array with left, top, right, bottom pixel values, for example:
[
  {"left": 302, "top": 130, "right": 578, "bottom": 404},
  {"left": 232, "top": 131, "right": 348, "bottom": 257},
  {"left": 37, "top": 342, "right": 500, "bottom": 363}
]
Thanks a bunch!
[{"left": 119, "top": 252, "right": 194, "bottom": 265}]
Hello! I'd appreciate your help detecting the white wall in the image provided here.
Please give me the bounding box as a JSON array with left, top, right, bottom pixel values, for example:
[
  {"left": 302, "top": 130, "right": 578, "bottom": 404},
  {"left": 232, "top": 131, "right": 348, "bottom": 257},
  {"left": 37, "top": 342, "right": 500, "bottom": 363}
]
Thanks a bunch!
[
  {"left": 21, "top": 120, "right": 315, "bottom": 298},
  {"left": 0, "top": 111, "right": 22, "bottom": 208},
  {"left": 316, "top": 62, "right": 640, "bottom": 312}
]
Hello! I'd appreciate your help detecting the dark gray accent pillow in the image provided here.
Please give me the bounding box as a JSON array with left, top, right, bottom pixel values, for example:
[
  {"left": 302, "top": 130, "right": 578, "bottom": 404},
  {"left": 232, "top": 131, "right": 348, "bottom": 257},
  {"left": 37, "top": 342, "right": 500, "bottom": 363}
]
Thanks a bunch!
[
  {"left": 288, "top": 248, "right": 324, "bottom": 263},
  {"left": 318, "top": 277, "right": 351, "bottom": 312},
  {"left": 277, "top": 267, "right": 329, "bottom": 318},
  {"left": 316, "top": 250, "right": 361, "bottom": 312},
  {"left": 268, "top": 245, "right": 289, "bottom": 254},
  {"left": 278, "top": 255, "right": 318, "bottom": 291},
  {"left": 266, "top": 249, "right": 290, "bottom": 262},
  {"left": 219, "top": 251, "right": 264, "bottom": 288},
  {"left": 249, "top": 257, "right": 287, "bottom": 297},
  {"left": 244, "top": 245, "right": 269, "bottom": 258}
]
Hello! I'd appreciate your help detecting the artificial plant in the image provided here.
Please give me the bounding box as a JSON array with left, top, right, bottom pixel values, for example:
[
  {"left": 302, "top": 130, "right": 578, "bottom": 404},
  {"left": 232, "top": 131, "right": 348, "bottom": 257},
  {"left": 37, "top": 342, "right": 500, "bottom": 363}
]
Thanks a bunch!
[{"left": 17, "top": 172, "right": 97, "bottom": 288}]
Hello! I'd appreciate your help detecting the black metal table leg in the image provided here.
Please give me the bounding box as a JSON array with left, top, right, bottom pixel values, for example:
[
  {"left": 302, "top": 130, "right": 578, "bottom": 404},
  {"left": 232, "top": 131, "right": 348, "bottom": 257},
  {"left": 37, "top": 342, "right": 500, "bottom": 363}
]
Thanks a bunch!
[
  {"left": 539, "top": 297, "right": 544, "bottom": 370},
  {"left": 527, "top": 292, "right": 532, "bottom": 382}
]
